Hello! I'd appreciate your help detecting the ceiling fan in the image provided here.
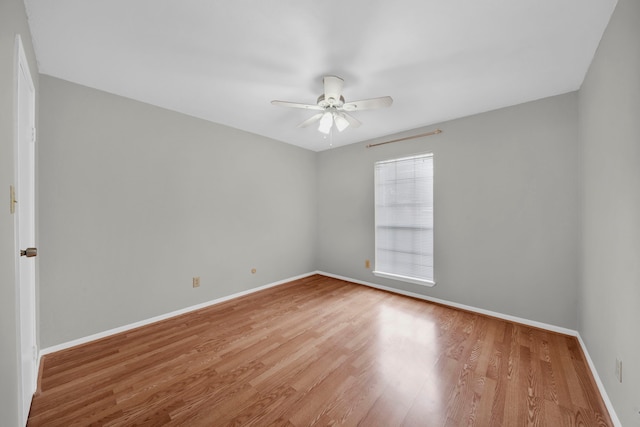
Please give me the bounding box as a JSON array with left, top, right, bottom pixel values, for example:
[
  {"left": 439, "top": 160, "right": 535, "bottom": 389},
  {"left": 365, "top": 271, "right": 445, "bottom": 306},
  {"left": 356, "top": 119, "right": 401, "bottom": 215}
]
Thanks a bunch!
[{"left": 271, "top": 76, "right": 393, "bottom": 134}]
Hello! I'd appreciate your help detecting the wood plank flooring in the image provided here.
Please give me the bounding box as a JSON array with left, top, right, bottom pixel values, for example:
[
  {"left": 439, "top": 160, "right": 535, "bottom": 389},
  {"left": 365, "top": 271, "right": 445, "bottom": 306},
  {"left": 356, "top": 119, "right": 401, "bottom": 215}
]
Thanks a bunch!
[{"left": 28, "top": 275, "right": 613, "bottom": 426}]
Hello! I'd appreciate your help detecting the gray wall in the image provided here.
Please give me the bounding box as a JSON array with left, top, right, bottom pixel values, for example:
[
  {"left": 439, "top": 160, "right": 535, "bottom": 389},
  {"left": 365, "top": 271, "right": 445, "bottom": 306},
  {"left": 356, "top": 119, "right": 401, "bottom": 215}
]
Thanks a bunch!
[
  {"left": 317, "top": 93, "right": 581, "bottom": 329},
  {"left": 38, "top": 76, "right": 317, "bottom": 347},
  {"left": 0, "top": 0, "right": 39, "bottom": 425},
  {"left": 579, "top": 0, "right": 640, "bottom": 424}
]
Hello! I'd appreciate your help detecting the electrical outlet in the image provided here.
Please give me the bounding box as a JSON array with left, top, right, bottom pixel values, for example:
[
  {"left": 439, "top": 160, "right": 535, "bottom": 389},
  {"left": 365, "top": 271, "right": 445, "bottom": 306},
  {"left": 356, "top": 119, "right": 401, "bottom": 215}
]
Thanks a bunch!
[
  {"left": 365, "top": 259, "right": 371, "bottom": 269},
  {"left": 615, "top": 358, "right": 622, "bottom": 383},
  {"left": 193, "top": 277, "right": 200, "bottom": 288}
]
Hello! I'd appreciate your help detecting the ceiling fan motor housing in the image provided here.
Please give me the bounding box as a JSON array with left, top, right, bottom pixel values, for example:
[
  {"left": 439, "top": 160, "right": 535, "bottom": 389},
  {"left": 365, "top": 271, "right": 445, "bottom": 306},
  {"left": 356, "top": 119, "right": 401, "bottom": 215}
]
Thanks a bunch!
[{"left": 317, "top": 94, "right": 345, "bottom": 108}]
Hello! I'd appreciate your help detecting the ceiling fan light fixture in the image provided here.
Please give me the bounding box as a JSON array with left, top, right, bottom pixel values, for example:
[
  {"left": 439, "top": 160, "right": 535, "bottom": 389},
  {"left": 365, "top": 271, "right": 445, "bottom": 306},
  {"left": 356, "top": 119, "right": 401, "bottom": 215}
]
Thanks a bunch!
[
  {"left": 318, "top": 111, "right": 333, "bottom": 134},
  {"left": 334, "top": 113, "right": 349, "bottom": 132}
]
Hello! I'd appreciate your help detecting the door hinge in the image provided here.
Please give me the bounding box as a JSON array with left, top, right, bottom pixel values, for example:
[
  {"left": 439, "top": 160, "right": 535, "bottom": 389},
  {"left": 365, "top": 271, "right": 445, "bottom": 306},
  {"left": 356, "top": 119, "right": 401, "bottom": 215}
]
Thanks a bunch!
[
  {"left": 10, "top": 185, "right": 17, "bottom": 214},
  {"left": 31, "top": 127, "right": 36, "bottom": 143},
  {"left": 32, "top": 346, "right": 37, "bottom": 361}
]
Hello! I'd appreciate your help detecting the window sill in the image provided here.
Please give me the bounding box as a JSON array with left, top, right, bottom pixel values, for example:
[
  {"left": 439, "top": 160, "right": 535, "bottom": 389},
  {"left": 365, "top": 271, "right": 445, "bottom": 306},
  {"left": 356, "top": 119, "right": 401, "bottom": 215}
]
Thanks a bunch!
[{"left": 372, "top": 271, "right": 436, "bottom": 287}]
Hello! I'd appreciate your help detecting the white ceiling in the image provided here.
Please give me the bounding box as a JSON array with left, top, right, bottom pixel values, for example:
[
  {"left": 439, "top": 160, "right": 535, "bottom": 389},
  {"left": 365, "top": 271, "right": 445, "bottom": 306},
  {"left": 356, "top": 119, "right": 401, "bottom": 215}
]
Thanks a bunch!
[{"left": 25, "top": 0, "right": 617, "bottom": 151}]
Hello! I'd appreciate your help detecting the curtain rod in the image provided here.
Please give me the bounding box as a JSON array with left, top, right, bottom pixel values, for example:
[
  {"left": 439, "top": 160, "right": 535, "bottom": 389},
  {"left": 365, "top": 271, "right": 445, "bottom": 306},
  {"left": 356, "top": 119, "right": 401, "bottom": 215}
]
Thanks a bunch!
[{"left": 366, "top": 129, "right": 443, "bottom": 148}]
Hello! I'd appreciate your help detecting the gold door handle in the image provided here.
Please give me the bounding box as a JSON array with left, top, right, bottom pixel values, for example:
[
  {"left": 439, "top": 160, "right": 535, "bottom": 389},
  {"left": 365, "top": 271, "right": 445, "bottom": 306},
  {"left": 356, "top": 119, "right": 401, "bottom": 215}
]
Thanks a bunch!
[{"left": 20, "top": 247, "right": 37, "bottom": 257}]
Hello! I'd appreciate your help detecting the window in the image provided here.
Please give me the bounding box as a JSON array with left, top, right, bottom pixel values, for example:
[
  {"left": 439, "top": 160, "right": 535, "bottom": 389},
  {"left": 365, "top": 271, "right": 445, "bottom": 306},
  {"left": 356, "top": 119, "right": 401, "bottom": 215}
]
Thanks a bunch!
[{"left": 374, "top": 153, "right": 434, "bottom": 286}]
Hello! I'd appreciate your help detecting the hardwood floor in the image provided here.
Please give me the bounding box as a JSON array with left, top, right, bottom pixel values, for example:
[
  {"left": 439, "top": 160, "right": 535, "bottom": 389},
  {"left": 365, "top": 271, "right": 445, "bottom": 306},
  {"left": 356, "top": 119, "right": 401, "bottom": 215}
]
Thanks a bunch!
[{"left": 28, "top": 275, "right": 612, "bottom": 426}]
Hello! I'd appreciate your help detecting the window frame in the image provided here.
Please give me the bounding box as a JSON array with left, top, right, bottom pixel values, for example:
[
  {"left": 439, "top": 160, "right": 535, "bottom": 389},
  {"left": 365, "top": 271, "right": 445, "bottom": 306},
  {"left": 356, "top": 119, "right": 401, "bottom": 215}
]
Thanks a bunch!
[{"left": 373, "top": 152, "right": 435, "bottom": 287}]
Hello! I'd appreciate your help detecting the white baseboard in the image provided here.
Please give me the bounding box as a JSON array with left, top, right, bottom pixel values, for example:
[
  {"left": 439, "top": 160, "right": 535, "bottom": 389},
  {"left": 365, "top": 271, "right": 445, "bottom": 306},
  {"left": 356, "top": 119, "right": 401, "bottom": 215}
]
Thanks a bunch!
[
  {"left": 576, "top": 334, "right": 622, "bottom": 427},
  {"left": 39, "top": 271, "right": 317, "bottom": 357},
  {"left": 316, "top": 271, "right": 577, "bottom": 335},
  {"left": 316, "top": 270, "right": 621, "bottom": 426}
]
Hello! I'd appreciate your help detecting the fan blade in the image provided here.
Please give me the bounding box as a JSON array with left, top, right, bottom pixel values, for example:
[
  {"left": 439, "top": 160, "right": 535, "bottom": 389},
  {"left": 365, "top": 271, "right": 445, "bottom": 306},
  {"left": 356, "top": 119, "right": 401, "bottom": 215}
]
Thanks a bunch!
[
  {"left": 323, "top": 76, "right": 344, "bottom": 102},
  {"left": 271, "top": 100, "right": 323, "bottom": 110},
  {"left": 340, "top": 112, "right": 361, "bottom": 128},
  {"left": 297, "top": 113, "right": 323, "bottom": 128},
  {"left": 342, "top": 96, "right": 393, "bottom": 111}
]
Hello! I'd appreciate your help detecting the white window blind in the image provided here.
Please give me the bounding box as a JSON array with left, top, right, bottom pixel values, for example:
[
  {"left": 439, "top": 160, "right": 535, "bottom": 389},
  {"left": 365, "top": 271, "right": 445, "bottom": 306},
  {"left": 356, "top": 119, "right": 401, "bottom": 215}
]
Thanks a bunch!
[{"left": 374, "top": 153, "right": 434, "bottom": 286}]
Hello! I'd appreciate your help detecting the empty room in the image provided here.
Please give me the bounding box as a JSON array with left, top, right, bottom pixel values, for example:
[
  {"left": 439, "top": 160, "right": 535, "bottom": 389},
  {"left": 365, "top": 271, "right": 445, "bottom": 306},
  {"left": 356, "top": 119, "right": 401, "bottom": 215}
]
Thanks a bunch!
[{"left": 1, "top": 0, "right": 639, "bottom": 426}]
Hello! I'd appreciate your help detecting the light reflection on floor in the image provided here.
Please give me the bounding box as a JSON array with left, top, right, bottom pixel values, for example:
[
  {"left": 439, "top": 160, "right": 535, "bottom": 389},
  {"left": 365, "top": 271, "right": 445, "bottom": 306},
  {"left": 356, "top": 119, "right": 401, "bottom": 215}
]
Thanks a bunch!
[{"left": 376, "top": 300, "right": 442, "bottom": 412}]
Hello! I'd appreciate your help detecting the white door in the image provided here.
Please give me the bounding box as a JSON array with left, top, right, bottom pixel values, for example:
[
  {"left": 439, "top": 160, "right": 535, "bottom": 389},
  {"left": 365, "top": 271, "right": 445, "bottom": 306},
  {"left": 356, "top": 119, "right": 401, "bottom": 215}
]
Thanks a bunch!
[{"left": 14, "top": 35, "right": 37, "bottom": 426}]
